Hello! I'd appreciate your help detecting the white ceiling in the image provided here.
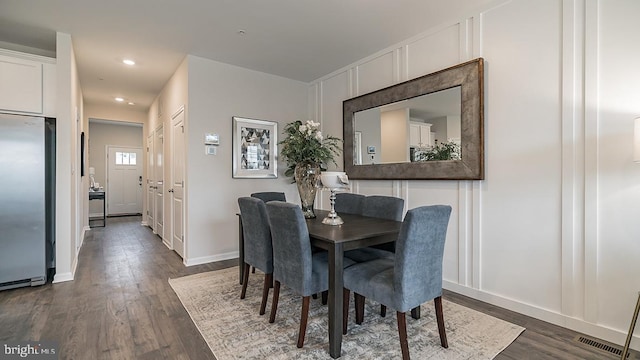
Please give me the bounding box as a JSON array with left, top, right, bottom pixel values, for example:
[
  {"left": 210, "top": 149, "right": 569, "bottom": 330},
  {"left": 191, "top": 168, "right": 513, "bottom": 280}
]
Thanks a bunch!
[{"left": 0, "top": 0, "right": 497, "bottom": 111}]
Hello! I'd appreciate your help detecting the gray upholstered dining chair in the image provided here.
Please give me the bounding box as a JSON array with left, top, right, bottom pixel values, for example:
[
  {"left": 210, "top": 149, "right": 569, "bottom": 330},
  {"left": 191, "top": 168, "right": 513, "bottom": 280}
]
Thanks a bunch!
[
  {"left": 342, "top": 205, "right": 452, "bottom": 360},
  {"left": 266, "top": 201, "right": 354, "bottom": 348},
  {"left": 250, "top": 191, "right": 286, "bottom": 203},
  {"left": 334, "top": 192, "right": 365, "bottom": 215},
  {"left": 237, "top": 197, "right": 273, "bottom": 316},
  {"left": 362, "top": 195, "right": 405, "bottom": 222},
  {"left": 343, "top": 195, "right": 404, "bottom": 263}
]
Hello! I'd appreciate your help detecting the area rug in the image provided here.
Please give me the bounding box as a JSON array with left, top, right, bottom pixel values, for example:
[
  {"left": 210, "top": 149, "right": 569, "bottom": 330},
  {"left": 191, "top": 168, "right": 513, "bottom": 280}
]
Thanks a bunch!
[{"left": 169, "top": 267, "right": 524, "bottom": 359}]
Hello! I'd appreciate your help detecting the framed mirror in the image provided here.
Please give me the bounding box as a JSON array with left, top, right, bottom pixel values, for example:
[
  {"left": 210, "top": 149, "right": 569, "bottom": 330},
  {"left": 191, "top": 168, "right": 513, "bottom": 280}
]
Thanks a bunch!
[{"left": 343, "top": 58, "right": 484, "bottom": 180}]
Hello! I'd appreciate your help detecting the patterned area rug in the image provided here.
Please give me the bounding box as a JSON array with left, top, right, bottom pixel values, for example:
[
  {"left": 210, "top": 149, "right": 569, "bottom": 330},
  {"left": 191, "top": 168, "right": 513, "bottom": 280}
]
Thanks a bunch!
[{"left": 169, "top": 267, "right": 524, "bottom": 360}]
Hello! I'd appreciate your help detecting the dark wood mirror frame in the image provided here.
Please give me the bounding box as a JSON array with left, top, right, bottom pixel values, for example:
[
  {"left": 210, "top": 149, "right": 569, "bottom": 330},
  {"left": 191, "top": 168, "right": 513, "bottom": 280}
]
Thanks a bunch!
[{"left": 343, "top": 58, "right": 484, "bottom": 180}]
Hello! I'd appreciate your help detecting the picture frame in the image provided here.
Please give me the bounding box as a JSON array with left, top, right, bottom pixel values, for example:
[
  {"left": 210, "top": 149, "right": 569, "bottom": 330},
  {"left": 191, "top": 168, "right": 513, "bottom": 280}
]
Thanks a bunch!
[{"left": 232, "top": 116, "right": 278, "bottom": 178}]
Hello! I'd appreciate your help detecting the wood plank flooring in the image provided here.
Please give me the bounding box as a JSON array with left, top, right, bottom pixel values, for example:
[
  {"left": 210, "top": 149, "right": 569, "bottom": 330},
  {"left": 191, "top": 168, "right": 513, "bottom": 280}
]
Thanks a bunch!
[{"left": 0, "top": 215, "right": 637, "bottom": 359}]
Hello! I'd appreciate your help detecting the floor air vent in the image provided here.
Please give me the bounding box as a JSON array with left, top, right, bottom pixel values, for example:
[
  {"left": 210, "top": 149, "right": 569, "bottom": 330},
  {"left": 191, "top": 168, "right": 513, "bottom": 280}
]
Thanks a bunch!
[{"left": 576, "top": 336, "right": 628, "bottom": 358}]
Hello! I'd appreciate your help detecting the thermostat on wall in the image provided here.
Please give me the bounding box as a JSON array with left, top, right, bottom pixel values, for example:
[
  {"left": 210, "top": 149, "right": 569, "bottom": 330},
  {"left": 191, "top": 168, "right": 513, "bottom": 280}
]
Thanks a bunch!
[{"left": 205, "top": 133, "right": 219, "bottom": 145}]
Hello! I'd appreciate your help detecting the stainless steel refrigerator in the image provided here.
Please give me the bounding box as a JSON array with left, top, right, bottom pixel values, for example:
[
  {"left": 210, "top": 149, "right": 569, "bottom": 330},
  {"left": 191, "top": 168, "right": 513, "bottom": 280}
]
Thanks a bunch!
[{"left": 0, "top": 113, "right": 55, "bottom": 291}]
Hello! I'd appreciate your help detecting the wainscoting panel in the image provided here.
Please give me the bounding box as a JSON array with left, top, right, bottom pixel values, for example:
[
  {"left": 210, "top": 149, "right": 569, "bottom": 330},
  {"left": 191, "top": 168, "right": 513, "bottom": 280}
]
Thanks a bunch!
[
  {"left": 406, "top": 23, "right": 462, "bottom": 80},
  {"left": 355, "top": 51, "right": 395, "bottom": 96},
  {"left": 309, "top": 0, "right": 640, "bottom": 352}
]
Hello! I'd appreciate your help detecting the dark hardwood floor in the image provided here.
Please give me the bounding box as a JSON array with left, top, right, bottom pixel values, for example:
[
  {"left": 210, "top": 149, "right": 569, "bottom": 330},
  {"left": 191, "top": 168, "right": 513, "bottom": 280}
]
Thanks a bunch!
[{"left": 0, "top": 216, "right": 636, "bottom": 359}]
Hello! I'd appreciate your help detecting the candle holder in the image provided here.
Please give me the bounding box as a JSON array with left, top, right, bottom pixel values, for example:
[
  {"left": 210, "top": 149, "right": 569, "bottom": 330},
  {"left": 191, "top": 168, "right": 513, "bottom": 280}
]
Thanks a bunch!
[
  {"left": 319, "top": 171, "right": 350, "bottom": 226},
  {"left": 321, "top": 187, "right": 346, "bottom": 225}
]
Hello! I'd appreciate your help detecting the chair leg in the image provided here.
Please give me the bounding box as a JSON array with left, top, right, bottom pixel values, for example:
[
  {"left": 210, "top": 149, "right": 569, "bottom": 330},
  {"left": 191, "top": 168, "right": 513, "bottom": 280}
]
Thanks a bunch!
[
  {"left": 322, "top": 290, "right": 328, "bottom": 305},
  {"left": 240, "top": 263, "right": 250, "bottom": 299},
  {"left": 397, "top": 311, "right": 410, "bottom": 360},
  {"left": 259, "top": 273, "right": 272, "bottom": 315},
  {"left": 312, "top": 293, "right": 318, "bottom": 299},
  {"left": 269, "top": 281, "right": 281, "bottom": 323},
  {"left": 434, "top": 296, "right": 448, "bottom": 348},
  {"left": 411, "top": 306, "right": 421, "bottom": 319},
  {"left": 354, "top": 293, "right": 365, "bottom": 325},
  {"left": 252, "top": 266, "right": 256, "bottom": 274},
  {"left": 297, "top": 296, "right": 311, "bottom": 348},
  {"left": 343, "top": 289, "right": 350, "bottom": 334},
  {"left": 380, "top": 304, "right": 386, "bottom": 317}
]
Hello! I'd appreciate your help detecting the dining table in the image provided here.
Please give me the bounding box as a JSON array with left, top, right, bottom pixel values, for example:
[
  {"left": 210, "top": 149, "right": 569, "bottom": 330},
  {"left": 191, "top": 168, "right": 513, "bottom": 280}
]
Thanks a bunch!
[{"left": 237, "top": 209, "right": 402, "bottom": 358}]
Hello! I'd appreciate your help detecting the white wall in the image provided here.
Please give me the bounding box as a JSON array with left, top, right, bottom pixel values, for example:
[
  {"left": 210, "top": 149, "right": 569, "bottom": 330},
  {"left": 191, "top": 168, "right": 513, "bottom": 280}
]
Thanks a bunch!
[
  {"left": 53, "top": 32, "right": 84, "bottom": 283},
  {"left": 185, "top": 55, "right": 308, "bottom": 265},
  {"left": 308, "top": 0, "right": 640, "bottom": 350},
  {"left": 149, "top": 55, "right": 307, "bottom": 265}
]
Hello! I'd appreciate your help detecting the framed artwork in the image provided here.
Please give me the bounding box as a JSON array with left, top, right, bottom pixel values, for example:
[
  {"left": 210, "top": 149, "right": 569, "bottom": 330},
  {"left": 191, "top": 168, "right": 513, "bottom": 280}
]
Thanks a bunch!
[{"left": 232, "top": 116, "right": 278, "bottom": 178}]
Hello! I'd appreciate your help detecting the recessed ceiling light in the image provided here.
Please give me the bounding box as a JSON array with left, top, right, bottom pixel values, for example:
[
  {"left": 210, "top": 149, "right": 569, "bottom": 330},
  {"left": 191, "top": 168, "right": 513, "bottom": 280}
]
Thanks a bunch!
[
  {"left": 128, "top": 102, "right": 135, "bottom": 106},
  {"left": 115, "top": 97, "right": 124, "bottom": 102},
  {"left": 123, "top": 59, "right": 135, "bottom": 66}
]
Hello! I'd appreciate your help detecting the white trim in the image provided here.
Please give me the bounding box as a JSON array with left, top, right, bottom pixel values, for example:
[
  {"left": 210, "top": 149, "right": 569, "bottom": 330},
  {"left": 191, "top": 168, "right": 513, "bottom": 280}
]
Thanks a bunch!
[
  {"left": 184, "top": 251, "right": 239, "bottom": 267},
  {"left": 0, "top": 47, "right": 56, "bottom": 63},
  {"left": 444, "top": 281, "right": 639, "bottom": 351},
  {"left": 141, "top": 220, "right": 149, "bottom": 226},
  {"left": 53, "top": 254, "right": 79, "bottom": 283},
  {"left": 52, "top": 272, "right": 74, "bottom": 283}
]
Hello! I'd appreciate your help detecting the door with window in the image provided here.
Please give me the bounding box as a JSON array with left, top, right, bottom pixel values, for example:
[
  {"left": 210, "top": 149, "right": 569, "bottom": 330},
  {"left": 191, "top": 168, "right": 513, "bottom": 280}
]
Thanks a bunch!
[{"left": 107, "top": 146, "right": 143, "bottom": 215}]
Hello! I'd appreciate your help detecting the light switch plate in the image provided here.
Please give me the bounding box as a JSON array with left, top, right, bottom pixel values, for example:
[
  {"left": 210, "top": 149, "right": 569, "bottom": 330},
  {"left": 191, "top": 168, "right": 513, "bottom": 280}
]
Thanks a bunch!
[{"left": 205, "top": 133, "right": 219, "bottom": 145}]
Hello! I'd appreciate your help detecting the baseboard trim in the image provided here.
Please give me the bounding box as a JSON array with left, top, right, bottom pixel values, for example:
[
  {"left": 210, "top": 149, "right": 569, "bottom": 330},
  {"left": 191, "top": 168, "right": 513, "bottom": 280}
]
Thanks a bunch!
[
  {"left": 443, "top": 281, "right": 639, "bottom": 352},
  {"left": 53, "top": 272, "right": 73, "bottom": 283},
  {"left": 184, "top": 251, "right": 239, "bottom": 267},
  {"left": 141, "top": 221, "right": 148, "bottom": 226}
]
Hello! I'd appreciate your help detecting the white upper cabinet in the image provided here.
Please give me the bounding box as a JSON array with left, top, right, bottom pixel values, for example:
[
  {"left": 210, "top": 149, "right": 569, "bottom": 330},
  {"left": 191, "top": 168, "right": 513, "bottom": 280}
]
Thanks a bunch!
[
  {"left": 409, "top": 121, "right": 432, "bottom": 148},
  {"left": 0, "top": 50, "right": 56, "bottom": 116}
]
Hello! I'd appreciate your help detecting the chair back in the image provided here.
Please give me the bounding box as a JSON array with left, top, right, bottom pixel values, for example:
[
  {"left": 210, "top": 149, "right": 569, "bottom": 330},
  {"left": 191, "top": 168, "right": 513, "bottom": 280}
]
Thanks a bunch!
[
  {"left": 266, "top": 201, "right": 314, "bottom": 294},
  {"left": 251, "top": 192, "right": 286, "bottom": 203},
  {"left": 362, "top": 195, "right": 404, "bottom": 221},
  {"left": 237, "top": 197, "right": 273, "bottom": 273},
  {"left": 334, "top": 193, "right": 365, "bottom": 215},
  {"left": 394, "top": 205, "right": 451, "bottom": 309}
]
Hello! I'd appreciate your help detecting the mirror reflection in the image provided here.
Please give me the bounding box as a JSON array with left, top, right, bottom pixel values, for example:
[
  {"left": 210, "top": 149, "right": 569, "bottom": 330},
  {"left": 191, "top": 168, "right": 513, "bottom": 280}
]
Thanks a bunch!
[{"left": 353, "top": 87, "right": 461, "bottom": 165}]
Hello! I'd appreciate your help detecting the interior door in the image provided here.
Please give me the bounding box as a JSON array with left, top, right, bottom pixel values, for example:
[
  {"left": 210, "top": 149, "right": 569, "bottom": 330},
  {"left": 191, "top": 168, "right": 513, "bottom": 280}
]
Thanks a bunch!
[
  {"left": 154, "top": 126, "right": 164, "bottom": 239},
  {"left": 146, "top": 133, "right": 155, "bottom": 229},
  {"left": 170, "top": 108, "right": 185, "bottom": 258},
  {"left": 107, "top": 146, "right": 143, "bottom": 215}
]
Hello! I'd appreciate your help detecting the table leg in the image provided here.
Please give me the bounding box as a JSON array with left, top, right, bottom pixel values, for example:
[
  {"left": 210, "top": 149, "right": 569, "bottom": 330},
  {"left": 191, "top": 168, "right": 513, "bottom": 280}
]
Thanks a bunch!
[
  {"left": 237, "top": 215, "right": 245, "bottom": 285},
  {"left": 328, "top": 243, "right": 344, "bottom": 358},
  {"left": 102, "top": 195, "right": 106, "bottom": 226}
]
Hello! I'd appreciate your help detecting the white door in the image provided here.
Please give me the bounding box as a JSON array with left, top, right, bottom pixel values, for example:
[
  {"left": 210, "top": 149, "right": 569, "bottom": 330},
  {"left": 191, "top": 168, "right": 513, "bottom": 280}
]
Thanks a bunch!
[
  {"left": 107, "top": 146, "right": 143, "bottom": 215},
  {"left": 154, "top": 126, "right": 164, "bottom": 239},
  {"left": 146, "top": 133, "right": 155, "bottom": 228},
  {"left": 170, "top": 108, "right": 185, "bottom": 258}
]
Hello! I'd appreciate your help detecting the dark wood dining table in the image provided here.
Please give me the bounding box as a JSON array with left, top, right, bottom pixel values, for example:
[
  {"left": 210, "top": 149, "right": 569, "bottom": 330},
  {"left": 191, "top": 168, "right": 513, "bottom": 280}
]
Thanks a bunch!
[{"left": 237, "top": 209, "right": 402, "bottom": 358}]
